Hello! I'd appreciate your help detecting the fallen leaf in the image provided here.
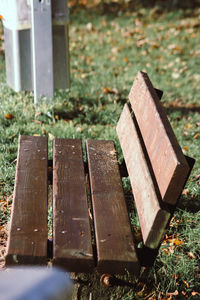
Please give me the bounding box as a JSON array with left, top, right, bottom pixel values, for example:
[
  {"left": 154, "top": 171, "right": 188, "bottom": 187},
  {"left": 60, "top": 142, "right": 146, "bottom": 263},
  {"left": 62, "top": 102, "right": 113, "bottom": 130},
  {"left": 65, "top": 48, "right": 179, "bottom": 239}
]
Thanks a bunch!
[
  {"left": 123, "top": 56, "right": 129, "bottom": 63},
  {"left": 34, "top": 120, "right": 42, "bottom": 125},
  {"left": 81, "top": 73, "right": 88, "bottom": 79},
  {"left": 86, "top": 22, "right": 93, "bottom": 31},
  {"left": 167, "top": 238, "right": 184, "bottom": 246},
  {"left": 102, "top": 87, "right": 112, "bottom": 94},
  {"left": 5, "top": 113, "right": 15, "bottom": 120},
  {"left": 167, "top": 290, "right": 179, "bottom": 297},
  {"left": 182, "top": 188, "right": 189, "bottom": 195},
  {"left": 76, "top": 127, "right": 82, "bottom": 132},
  {"left": 102, "top": 87, "right": 118, "bottom": 95},
  {"left": 172, "top": 73, "right": 180, "bottom": 79},
  {"left": 110, "top": 149, "right": 116, "bottom": 155},
  {"left": 191, "top": 291, "right": 200, "bottom": 296},
  {"left": 135, "top": 18, "right": 142, "bottom": 27},
  {"left": 48, "top": 133, "right": 55, "bottom": 140},
  {"left": 183, "top": 146, "right": 189, "bottom": 151},
  {"left": 182, "top": 280, "right": 190, "bottom": 288},
  {"left": 188, "top": 252, "right": 195, "bottom": 259},
  {"left": 185, "top": 123, "right": 192, "bottom": 129},
  {"left": 195, "top": 174, "right": 200, "bottom": 180},
  {"left": 193, "top": 133, "right": 199, "bottom": 139}
]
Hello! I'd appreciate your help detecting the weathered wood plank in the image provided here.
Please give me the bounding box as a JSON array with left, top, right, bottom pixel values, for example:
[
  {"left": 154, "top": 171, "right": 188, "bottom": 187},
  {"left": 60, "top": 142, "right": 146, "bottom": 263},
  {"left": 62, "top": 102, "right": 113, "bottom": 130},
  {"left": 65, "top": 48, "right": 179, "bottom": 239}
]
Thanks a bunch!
[
  {"left": 86, "top": 139, "right": 140, "bottom": 274},
  {"left": 129, "top": 71, "right": 190, "bottom": 205},
  {"left": 117, "top": 104, "right": 170, "bottom": 249},
  {"left": 53, "top": 139, "right": 94, "bottom": 272},
  {"left": 6, "top": 136, "right": 48, "bottom": 265}
]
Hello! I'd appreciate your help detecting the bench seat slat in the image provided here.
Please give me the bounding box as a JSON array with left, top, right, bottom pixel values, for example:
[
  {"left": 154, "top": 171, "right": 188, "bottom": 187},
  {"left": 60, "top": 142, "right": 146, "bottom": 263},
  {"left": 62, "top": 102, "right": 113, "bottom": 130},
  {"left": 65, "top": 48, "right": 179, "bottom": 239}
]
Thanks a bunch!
[
  {"left": 129, "top": 71, "right": 190, "bottom": 205},
  {"left": 6, "top": 136, "right": 48, "bottom": 265},
  {"left": 117, "top": 104, "right": 170, "bottom": 249},
  {"left": 53, "top": 139, "right": 94, "bottom": 272},
  {"left": 86, "top": 139, "right": 140, "bottom": 275}
]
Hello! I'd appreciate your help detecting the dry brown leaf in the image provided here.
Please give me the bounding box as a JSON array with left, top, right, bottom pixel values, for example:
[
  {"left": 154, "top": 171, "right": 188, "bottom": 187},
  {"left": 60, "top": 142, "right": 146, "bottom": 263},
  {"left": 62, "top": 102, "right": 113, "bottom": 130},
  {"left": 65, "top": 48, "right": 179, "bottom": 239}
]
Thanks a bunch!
[
  {"left": 5, "top": 113, "right": 15, "bottom": 120},
  {"left": 191, "top": 291, "right": 200, "bottom": 296},
  {"left": 167, "top": 238, "right": 184, "bottom": 246},
  {"left": 182, "top": 188, "right": 189, "bottom": 195},
  {"left": 185, "top": 123, "right": 192, "bottom": 129},
  {"left": 188, "top": 252, "right": 195, "bottom": 259},
  {"left": 123, "top": 56, "right": 129, "bottom": 63},
  {"left": 182, "top": 280, "right": 190, "bottom": 288},
  {"left": 167, "top": 290, "right": 179, "bottom": 297}
]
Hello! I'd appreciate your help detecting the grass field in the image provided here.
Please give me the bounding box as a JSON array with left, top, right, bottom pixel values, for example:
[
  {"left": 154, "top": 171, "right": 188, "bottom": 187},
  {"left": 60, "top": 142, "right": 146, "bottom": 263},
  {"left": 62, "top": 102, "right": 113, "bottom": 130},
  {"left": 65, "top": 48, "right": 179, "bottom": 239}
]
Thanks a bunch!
[{"left": 0, "top": 1, "right": 200, "bottom": 299}]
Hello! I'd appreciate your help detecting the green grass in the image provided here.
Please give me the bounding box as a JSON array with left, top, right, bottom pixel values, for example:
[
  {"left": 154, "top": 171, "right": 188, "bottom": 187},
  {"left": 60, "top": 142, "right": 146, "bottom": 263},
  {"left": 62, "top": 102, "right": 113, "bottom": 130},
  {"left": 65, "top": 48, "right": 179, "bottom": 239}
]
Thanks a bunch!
[{"left": 0, "top": 3, "right": 200, "bottom": 299}]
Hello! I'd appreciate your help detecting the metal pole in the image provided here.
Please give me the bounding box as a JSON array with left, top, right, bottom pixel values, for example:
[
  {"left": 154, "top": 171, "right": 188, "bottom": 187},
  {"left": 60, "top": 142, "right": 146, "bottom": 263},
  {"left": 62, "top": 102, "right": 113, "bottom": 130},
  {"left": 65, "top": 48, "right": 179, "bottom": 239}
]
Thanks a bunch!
[{"left": 30, "top": 0, "right": 54, "bottom": 104}]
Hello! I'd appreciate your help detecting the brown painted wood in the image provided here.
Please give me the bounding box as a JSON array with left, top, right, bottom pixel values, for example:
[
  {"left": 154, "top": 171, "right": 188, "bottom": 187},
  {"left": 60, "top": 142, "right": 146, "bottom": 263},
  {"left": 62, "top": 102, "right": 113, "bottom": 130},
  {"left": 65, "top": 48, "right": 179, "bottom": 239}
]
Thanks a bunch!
[
  {"left": 6, "top": 135, "right": 48, "bottom": 265},
  {"left": 129, "top": 71, "right": 190, "bottom": 205},
  {"left": 53, "top": 139, "right": 94, "bottom": 272},
  {"left": 86, "top": 139, "right": 140, "bottom": 275},
  {"left": 117, "top": 104, "right": 170, "bottom": 249}
]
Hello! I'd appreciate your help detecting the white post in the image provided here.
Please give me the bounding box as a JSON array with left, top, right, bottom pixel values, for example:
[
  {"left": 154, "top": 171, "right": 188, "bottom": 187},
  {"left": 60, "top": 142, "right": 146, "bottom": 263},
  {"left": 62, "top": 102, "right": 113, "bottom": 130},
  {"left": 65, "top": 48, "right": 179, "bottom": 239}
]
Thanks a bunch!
[{"left": 30, "top": 0, "right": 54, "bottom": 104}]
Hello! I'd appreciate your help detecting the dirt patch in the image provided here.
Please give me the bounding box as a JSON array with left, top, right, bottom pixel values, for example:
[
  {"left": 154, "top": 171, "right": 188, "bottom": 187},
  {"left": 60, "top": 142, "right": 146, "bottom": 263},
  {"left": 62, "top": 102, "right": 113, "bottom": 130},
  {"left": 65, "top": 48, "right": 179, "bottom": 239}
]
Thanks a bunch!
[{"left": 70, "top": 270, "right": 151, "bottom": 300}]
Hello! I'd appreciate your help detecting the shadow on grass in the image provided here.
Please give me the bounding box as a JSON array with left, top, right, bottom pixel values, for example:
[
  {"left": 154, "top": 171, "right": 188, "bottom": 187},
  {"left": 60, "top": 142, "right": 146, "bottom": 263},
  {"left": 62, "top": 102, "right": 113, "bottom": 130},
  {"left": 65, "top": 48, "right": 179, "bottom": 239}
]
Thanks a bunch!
[
  {"left": 70, "top": 0, "right": 200, "bottom": 17},
  {"left": 53, "top": 95, "right": 126, "bottom": 125},
  {"left": 178, "top": 195, "right": 200, "bottom": 213},
  {"left": 165, "top": 105, "right": 200, "bottom": 116}
]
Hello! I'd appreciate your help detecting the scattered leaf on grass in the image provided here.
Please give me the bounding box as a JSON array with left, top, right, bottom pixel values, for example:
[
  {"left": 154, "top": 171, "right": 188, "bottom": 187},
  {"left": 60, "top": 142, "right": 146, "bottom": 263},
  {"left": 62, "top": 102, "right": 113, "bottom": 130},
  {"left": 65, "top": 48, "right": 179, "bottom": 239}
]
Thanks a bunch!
[
  {"left": 167, "top": 238, "right": 184, "bottom": 246},
  {"left": 188, "top": 252, "right": 195, "bottom": 259},
  {"left": 192, "top": 291, "right": 200, "bottom": 296},
  {"left": 193, "top": 133, "right": 199, "bottom": 139},
  {"left": 172, "top": 73, "right": 180, "bottom": 79},
  {"left": 102, "top": 87, "right": 118, "bottom": 95},
  {"left": 34, "top": 120, "right": 42, "bottom": 125},
  {"left": 195, "top": 174, "right": 200, "bottom": 180},
  {"left": 5, "top": 113, "right": 15, "bottom": 120},
  {"left": 167, "top": 290, "right": 179, "bottom": 297},
  {"left": 182, "top": 280, "right": 190, "bottom": 288},
  {"left": 182, "top": 188, "right": 189, "bottom": 195},
  {"left": 185, "top": 123, "right": 192, "bottom": 129},
  {"left": 48, "top": 133, "right": 55, "bottom": 140}
]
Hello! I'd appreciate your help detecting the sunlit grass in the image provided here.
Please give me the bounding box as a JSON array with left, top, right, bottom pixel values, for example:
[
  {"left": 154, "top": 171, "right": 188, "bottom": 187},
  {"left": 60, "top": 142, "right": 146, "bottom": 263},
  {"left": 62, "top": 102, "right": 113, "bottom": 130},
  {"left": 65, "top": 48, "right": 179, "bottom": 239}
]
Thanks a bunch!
[{"left": 0, "top": 4, "right": 200, "bottom": 298}]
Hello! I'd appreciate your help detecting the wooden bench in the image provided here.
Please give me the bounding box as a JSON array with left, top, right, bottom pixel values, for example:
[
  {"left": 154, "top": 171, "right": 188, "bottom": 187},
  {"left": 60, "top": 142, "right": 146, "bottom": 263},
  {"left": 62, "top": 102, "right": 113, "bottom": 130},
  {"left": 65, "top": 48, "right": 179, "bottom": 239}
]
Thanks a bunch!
[{"left": 5, "top": 71, "right": 194, "bottom": 275}]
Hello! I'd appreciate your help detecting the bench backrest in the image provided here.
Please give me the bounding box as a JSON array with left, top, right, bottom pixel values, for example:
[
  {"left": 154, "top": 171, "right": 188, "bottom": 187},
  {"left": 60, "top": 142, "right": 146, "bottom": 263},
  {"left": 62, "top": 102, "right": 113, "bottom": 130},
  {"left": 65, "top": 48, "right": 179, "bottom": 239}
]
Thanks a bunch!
[{"left": 117, "top": 71, "right": 192, "bottom": 249}]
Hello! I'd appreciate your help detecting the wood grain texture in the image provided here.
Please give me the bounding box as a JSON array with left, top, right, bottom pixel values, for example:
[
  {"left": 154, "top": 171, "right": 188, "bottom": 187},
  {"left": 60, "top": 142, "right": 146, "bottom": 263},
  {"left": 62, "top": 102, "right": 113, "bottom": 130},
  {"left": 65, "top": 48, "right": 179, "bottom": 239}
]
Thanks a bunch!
[
  {"left": 117, "top": 105, "right": 170, "bottom": 249},
  {"left": 6, "top": 136, "right": 48, "bottom": 265},
  {"left": 129, "top": 71, "right": 190, "bottom": 205},
  {"left": 53, "top": 139, "right": 94, "bottom": 272},
  {"left": 86, "top": 139, "right": 140, "bottom": 275}
]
